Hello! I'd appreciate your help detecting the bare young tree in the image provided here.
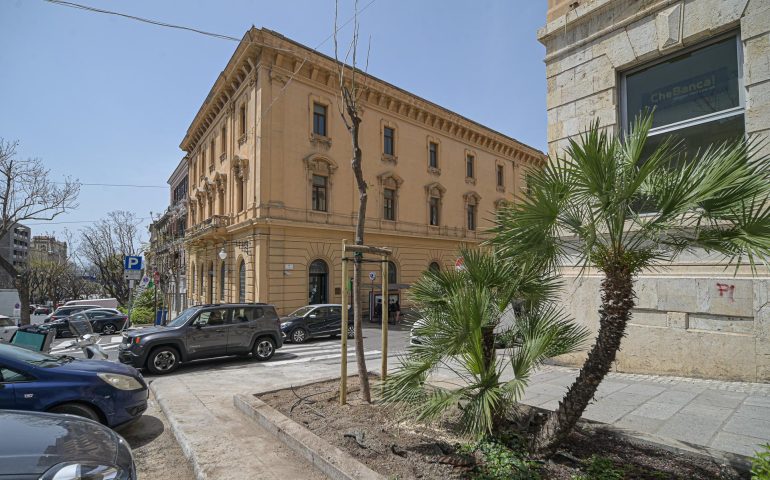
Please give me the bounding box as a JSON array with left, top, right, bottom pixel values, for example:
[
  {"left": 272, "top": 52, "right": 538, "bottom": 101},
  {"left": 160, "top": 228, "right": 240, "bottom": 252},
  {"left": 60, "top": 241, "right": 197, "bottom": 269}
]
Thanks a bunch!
[
  {"left": 78, "top": 211, "right": 143, "bottom": 306},
  {"left": 334, "top": 0, "right": 373, "bottom": 402},
  {"left": 0, "top": 138, "right": 79, "bottom": 324}
]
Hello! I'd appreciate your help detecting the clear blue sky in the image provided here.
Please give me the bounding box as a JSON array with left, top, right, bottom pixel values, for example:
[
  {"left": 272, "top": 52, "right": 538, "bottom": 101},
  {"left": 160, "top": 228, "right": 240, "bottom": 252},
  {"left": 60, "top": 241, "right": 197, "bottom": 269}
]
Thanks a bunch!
[{"left": 0, "top": 0, "right": 547, "bottom": 245}]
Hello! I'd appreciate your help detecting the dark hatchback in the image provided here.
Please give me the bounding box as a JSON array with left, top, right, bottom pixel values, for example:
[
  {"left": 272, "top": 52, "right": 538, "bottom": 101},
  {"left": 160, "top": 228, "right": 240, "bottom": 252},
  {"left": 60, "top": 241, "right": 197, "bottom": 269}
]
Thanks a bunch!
[
  {"left": 119, "top": 303, "right": 283, "bottom": 375},
  {"left": 0, "top": 343, "right": 148, "bottom": 428},
  {"left": 280, "top": 304, "right": 353, "bottom": 343},
  {"left": 45, "top": 305, "right": 100, "bottom": 323},
  {"left": 0, "top": 410, "right": 135, "bottom": 480}
]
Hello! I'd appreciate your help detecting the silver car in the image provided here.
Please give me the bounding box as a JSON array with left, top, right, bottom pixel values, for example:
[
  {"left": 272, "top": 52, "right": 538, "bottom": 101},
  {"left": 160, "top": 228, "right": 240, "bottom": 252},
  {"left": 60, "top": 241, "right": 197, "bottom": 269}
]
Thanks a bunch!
[{"left": 0, "top": 316, "right": 17, "bottom": 342}]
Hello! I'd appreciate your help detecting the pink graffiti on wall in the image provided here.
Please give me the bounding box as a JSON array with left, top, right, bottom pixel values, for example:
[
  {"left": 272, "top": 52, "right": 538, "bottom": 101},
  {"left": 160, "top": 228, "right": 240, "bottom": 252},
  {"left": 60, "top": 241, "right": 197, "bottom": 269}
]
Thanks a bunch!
[{"left": 716, "top": 283, "right": 735, "bottom": 302}]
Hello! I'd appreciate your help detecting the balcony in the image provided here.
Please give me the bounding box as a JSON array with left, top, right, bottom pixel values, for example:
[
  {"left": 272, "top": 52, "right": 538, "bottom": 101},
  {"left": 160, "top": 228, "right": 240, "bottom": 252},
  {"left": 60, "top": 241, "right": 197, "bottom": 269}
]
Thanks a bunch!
[{"left": 185, "top": 215, "right": 230, "bottom": 242}]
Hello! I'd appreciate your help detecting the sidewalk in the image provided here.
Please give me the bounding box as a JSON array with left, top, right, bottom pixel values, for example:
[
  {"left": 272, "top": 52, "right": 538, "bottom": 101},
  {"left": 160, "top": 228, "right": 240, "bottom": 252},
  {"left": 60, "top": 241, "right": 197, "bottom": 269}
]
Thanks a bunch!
[
  {"left": 521, "top": 365, "right": 770, "bottom": 458},
  {"left": 151, "top": 356, "right": 770, "bottom": 479}
]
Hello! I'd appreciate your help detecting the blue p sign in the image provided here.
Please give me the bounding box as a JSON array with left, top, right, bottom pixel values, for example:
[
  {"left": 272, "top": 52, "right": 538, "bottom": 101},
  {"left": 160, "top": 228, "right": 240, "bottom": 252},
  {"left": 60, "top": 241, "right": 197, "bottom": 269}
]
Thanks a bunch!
[{"left": 124, "top": 256, "right": 142, "bottom": 270}]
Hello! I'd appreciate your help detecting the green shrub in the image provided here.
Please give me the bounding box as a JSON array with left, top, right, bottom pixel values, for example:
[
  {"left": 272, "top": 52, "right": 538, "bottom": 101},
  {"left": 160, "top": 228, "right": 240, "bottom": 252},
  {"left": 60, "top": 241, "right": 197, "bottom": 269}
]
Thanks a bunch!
[
  {"left": 571, "top": 455, "right": 624, "bottom": 480},
  {"left": 752, "top": 444, "right": 770, "bottom": 480},
  {"left": 461, "top": 438, "right": 541, "bottom": 480}
]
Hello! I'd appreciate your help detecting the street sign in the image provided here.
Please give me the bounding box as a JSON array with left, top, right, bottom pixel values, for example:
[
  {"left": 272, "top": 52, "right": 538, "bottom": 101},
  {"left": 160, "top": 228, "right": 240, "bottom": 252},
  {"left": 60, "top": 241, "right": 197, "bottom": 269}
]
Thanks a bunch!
[
  {"left": 153, "top": 271, "right": 160, "bottom": 284},
  {"left": 369, "top": 271, "right": 377, "bottom": 281},
  {"left": 140, "top": 276, "right": 150, "bottom": 288},
  {"left": 124, "top": 270, "right": 142, "bottom": 281},
  {"left": 124, "top": 256, "right": 142, "bottom": 270}
]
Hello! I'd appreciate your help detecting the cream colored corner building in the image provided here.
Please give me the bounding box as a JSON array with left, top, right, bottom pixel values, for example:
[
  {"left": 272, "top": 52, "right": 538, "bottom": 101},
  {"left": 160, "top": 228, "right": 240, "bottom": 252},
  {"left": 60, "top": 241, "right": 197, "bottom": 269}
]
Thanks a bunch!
[
  {"left": 180, "top": 28, "right": 542, "bottom": 316},
  {"left": 540, "top": 0, "right": 770, "bottom": 381}
]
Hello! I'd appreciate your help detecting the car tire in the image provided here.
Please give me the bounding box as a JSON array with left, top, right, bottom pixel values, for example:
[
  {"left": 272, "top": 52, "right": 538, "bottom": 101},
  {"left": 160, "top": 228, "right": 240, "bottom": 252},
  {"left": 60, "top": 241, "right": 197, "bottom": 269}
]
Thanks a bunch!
[
  {"left": 49, "top": 403, "right": 102, "bottom": 424},
  {"left": 146, "top": 346, "right": 181, "bottom": 375},
  {"left": 253, "top": 337, "right": 276, "bottom": 361},
  {"left": 290, "top": 328, "right": 308, "bottom": 344},
  {"left": 101, "top": 324, "right": 117, "bottom": 335}
]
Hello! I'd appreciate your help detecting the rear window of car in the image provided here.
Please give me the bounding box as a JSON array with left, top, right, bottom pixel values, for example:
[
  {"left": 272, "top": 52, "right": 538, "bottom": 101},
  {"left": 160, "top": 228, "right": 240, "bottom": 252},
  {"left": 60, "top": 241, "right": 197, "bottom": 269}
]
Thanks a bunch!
[{"left": 0, "top": 318, "right": 14, "bottom": 327}]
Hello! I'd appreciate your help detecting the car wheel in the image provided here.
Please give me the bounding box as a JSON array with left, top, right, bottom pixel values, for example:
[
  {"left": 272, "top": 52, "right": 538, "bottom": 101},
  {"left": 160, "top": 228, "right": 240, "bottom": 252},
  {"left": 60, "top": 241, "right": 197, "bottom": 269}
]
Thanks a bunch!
[
  {"left": 101, "top": 324, "right": 117, "bottom": 335},
  {"left": 347, "top": 324, "right": 355, "bottom": 339},
  {"left": 290, "top": 328, "right": 308, "bottom": 344},
  {"left": 146, "top": 346, "right": 180, "bottom": 375},
  {"left": 253, "top": 337, "right": 276, "bottom": 361},
  {"left": 49, "top": 403, "right": 102, "bottom": 424}
]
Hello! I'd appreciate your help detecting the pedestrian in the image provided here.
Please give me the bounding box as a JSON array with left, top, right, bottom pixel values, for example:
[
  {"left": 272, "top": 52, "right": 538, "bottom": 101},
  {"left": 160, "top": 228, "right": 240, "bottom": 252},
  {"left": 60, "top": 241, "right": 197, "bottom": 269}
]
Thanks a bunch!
[
  {"left": 373, "top": 299, "right": 382, "bottom": 323},
  {"left": 393, "top": 299, "right": 401, "bottom": 324}
]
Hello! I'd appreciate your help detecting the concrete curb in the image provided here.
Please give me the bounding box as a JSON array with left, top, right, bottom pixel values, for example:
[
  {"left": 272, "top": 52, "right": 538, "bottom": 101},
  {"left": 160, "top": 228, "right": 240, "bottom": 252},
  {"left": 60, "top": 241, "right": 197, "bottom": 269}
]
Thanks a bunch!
[
  {"left": 234, "top": 393, "right": 385, "bottom": 480},
  {"left": 149, "top": 380, "right": 208, "bottom": 480}
]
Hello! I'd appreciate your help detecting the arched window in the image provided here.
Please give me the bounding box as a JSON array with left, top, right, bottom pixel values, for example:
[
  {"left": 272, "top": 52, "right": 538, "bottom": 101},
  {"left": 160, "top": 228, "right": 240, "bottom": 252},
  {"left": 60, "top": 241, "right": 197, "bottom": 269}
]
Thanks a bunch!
[
  {"left": 308, "top": 259, "right": 329, "bottom": 304},
  {"left": 219, "top": 261, "right": 226, "bottom": 301},
  {"left": 238, "top": 260, "right": 246, "bottom": 303},
  {"left": 387, "top": 261, "right": 397, "bottom": 285},
  {"left": 428, "top": 262, "right": 441, "bottom": 273}
]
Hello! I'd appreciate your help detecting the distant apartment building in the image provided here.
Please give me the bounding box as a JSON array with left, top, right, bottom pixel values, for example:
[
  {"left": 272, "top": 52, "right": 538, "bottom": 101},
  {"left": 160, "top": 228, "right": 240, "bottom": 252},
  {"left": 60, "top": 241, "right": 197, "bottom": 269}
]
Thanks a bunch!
[
  {"left": 179, "top": 28, "right": 543, "bottom": 314},
  {"left": 0, "top": 224, "right": 31, "bottom": 288},
  {"left": 148, "top": 157, "right": 189, "bottom": 317},
  {"left": 30, "top": 236, "right": 68, "bottom": 264},
  {"left": 539, "top": 0, "right": 770, "bottom": 381}
]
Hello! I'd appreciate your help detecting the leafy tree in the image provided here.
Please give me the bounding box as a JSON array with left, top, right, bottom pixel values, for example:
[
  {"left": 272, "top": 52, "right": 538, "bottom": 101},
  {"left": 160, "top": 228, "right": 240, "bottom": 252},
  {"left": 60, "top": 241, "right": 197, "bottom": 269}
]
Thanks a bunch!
[
  {"left": 493, "top": 114, "right": 770, "bottom": 454},
  {"left": 381, "top": 248, "right": 588, "bottom": 438}
]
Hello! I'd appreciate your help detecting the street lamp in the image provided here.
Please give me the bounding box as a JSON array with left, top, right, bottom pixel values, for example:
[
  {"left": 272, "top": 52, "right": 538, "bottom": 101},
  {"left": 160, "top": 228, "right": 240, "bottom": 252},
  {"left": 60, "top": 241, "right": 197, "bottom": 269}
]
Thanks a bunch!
[{"left": 218, "top": 247, "right": 227, "bottom": 260}]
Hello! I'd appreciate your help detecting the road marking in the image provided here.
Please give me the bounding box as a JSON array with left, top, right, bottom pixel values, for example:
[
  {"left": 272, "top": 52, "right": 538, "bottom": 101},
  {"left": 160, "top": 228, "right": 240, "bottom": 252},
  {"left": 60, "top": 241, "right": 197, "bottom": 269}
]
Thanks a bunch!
[{"left": 269, "top": 350, "right": 381, "bottom": 366}]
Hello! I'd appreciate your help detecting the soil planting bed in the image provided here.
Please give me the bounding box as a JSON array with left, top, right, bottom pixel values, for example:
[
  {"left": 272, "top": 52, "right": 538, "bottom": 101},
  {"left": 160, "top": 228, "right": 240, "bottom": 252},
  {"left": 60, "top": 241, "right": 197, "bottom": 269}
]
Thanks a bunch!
[{"left": 259, "top": 377, "right": 747, "bottom": 479}]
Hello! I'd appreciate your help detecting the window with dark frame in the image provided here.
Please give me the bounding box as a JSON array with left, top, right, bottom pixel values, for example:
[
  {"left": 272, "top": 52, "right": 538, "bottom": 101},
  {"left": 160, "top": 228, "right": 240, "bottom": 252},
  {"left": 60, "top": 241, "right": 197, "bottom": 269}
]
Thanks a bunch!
[
  {"left": 312, "top": 175, "right": 328, "bottom": 212},
  {"left": 313, "top": 103, "right": 327, "bottom": 136},
  {"left": 239, "top": 104, "right": 247, "bottom": 137},
  {"left": 467, "top": 204, "right": 476, "bottom": 231},
  {"left": 466, "top": 154, "right": 475, "bottom": 178},
  {"left": 496, "top": 165, "right": 504, "bottom": 187},
  {"left": 221, "top": 125, "right": 227, "bottom": 158},
  {"left": 383, "top": 127, "right": 395, "bottom": 156},
  {"left": 383, "top": 188, "right": 395, "bottom": 220},
  {"left": 209, "top": 139, "right": 215, "bottom": 167},
  {"left": 429, "top": 142, "right": 438, "bottom": 168},
  {"left": 429, "top": 197, "right": 440, "bottom": 226}
]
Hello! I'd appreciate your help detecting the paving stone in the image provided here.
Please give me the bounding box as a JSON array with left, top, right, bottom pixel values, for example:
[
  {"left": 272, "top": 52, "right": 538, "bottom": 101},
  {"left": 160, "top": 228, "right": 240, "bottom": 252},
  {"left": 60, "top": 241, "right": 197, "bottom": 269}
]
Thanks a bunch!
[
  {"left": 583, "top": 401, "right": 640, "bottom": 424},
  {"left": 733, "top": 404, "right": 770, "bottom": 420},
  {"left": 617, "top": 383, "right": 667, "bottom": 397},
  {"left": 689, "top": 389, "right": 747, "bottom": 409},
  {"left": 744, "top": 395, "right": 770, "bottom": 408},
  {"left": 653, "top": 389, "right": 700, "bottom": 405},
  {"left": 595, "top": 381, "right": 630, "bottom": 397},
  {"left": 710, "top": 432, "right": 768, "bottom": 457},
  {"left": 722, "top": 414, "right": 770, "bottom": 441},
  {"left": 614, "top": 414, "right": 664, "bottom": 434},
  {"left": 655, "top": 413, "right": 724, "bottom": 445},
  {"left": 602, "top": 391, "right": 653, "bottom": 407},
  {"left": 677, "top": 403, "right": 734, "bottom": 422},
  {"left": 525, "top": 382, "right": 569, "bottom": 397},
  {"left": 629, "top": 401, "right": 685, "bottom": 420}
]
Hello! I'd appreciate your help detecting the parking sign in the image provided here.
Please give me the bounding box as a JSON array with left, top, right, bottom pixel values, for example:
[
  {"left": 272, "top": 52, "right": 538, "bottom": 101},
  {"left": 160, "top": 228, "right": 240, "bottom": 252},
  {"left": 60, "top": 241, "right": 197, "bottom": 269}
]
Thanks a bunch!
[{"left": 124, "top": 256, "right": 142, "bottom": 270}]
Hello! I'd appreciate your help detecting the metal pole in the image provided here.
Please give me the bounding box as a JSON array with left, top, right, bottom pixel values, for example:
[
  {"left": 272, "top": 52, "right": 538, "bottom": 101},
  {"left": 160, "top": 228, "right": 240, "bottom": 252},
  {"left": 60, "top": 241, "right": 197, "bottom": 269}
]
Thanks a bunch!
[
  {"left": 127, "top": 279, "right": 135, "bottom": 325},
  {"left": 340, "top": 239, "right": 349, "bottom": 405},
  {"left": 381, "top": 256, "right": 388, "bottom": 381}
]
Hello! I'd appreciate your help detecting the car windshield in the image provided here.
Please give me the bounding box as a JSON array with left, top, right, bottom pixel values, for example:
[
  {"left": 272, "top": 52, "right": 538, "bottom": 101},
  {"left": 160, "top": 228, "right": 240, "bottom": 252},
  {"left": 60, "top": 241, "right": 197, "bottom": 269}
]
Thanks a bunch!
[
  {"left": 0, "top": 342, "right": 70, "bottom": 367},
  {"left": 288, "top": 306, "right": 315, "bottom": 317},
  {"left": 0, "top": 318, "right": 13, "bottom": 327},
  {"left": 166, "top": 307, "right": 201, "bottom": 327}
]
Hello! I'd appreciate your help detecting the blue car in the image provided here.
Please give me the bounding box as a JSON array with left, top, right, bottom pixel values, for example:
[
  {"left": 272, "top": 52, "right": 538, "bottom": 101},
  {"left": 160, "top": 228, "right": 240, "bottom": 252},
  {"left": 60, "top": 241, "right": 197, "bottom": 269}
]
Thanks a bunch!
[{"left": 0, "top": 343, "right": 148, "bottom": 428}]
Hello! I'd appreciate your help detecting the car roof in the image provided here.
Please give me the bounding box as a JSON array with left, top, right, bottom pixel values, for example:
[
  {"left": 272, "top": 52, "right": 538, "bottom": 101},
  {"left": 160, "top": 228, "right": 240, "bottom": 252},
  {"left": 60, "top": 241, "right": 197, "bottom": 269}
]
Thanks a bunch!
[
  {"left": 304, "top": 304, "right": 342, "bottom": 307},
  {"left": 195, "top": 303, "right": 273, "bottom": 308}
]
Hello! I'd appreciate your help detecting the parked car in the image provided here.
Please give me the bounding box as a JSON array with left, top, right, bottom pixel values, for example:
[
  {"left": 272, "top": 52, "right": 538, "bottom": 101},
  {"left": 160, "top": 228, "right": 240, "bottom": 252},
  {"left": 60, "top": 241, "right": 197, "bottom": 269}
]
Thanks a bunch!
[
  {"left": 64, "top": 298, "right": 119, "bottom": 309},
  {"left": 70, "top": 309, "right": 130, "bottom": 335},
  {"left": 32, "top": 306, "right": 51, "bottom": 315},
  {"left": 0, "top": 410, "right": 136, "bottom": 480},
  {"left": 0, "top": 316, "right": 17, "bottom": 342},
  {"left": 0, "top": 342, "right": 148, "bottom": 427},
  {"left": 45, "top": 304, "right": 101, "bottom": 323},
  {"left": 118, "top": 303, "right": 282, "bottom": 375},
  {"left": 280, "top": 304, "right": 353, "bottom": 344}
]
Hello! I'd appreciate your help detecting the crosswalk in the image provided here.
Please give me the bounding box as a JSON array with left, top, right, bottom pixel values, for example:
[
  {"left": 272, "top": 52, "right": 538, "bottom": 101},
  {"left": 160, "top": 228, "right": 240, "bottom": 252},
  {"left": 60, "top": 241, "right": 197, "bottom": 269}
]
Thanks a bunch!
[
  {"left": 270, "top": 342, "right": 381, "bottom": 366},
  {"left": 46, "top": 336, "right": 383, "bottom": 367}
]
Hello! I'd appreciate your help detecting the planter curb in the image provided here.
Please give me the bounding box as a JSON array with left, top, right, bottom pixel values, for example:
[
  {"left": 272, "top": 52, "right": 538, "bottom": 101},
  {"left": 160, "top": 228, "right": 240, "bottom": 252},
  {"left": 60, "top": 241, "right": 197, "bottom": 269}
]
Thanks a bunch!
[{"left": 234, "top": 393, "right": 385, "bottom": 480}]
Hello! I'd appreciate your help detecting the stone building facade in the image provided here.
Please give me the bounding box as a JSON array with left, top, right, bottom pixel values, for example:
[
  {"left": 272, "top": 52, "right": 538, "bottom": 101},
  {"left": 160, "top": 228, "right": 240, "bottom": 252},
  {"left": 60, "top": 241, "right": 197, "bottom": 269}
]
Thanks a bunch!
[
  {"left": 30, "top": 236, "right": 67, "bottom": 264},
  {"left": 180, "top": 28, "right": 543, "bottom": 316},
  {"left": 147, "top": 157, "right": 189, "bottom": 318},
  {"left": 539, "top": 0, "right": 770, "bottom": 381}
]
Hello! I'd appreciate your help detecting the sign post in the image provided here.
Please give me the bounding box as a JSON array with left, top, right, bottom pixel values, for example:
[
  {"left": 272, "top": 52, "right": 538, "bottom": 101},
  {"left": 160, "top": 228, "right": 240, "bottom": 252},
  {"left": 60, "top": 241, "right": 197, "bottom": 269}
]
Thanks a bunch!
[
  {"left": 340, "top": 240, "right": 349, "bottom": 405},
  {"left": 124, "top": 256, "right": 143, "bottom": 327}
]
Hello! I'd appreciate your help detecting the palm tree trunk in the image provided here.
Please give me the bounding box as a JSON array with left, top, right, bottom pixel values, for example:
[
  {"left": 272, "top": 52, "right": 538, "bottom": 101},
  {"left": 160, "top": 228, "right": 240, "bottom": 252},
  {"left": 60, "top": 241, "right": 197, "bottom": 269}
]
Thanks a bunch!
[{"left": 532, "top": 260, "right": 635, "bottom": 455}]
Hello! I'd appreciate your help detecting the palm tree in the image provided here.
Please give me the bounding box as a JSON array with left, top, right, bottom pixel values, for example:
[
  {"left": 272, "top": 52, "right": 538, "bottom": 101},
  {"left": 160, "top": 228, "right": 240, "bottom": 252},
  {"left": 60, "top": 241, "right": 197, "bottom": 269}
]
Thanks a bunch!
[
  {"left": 381, "top": 248, "right": 589, "bottom": 438},
  {"left": 493, "top": 113, "right": 770, "bottom": 454}
]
